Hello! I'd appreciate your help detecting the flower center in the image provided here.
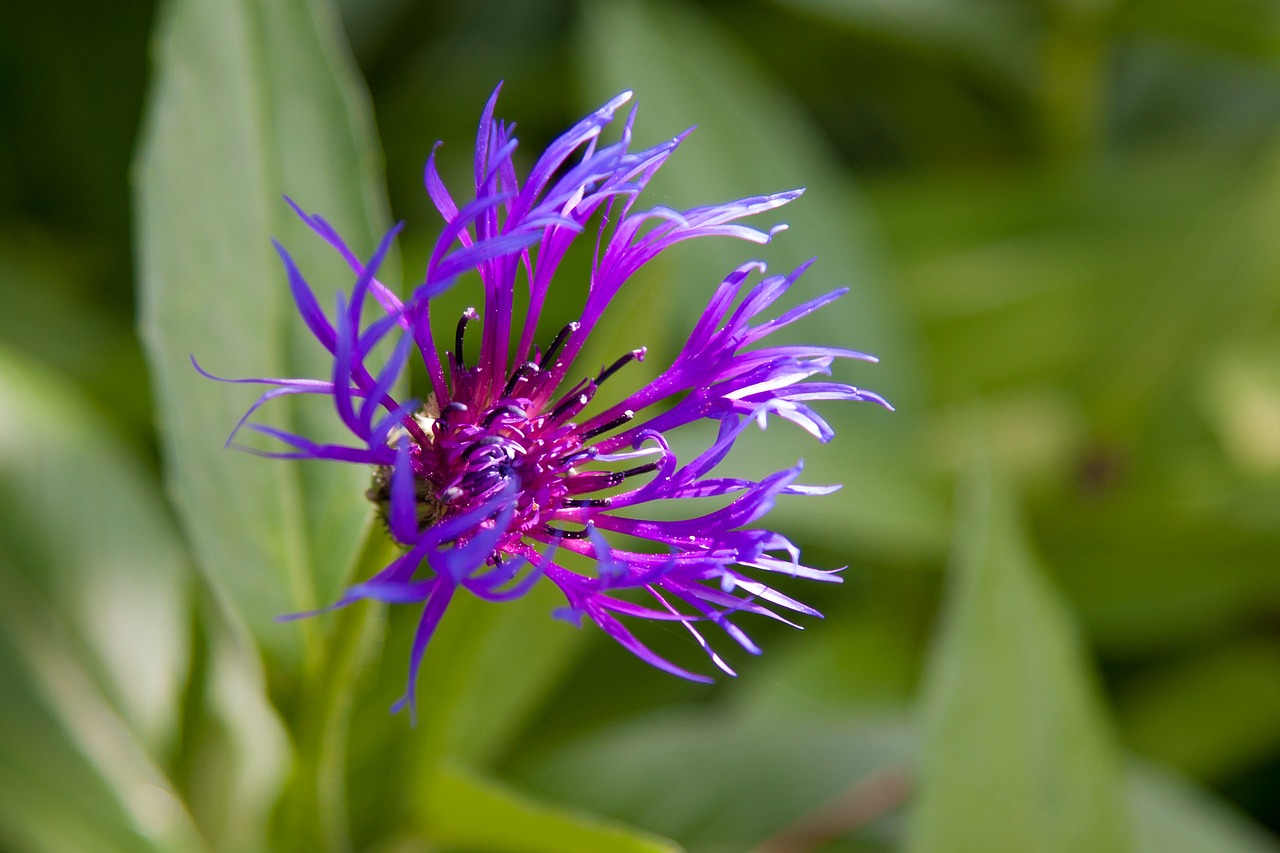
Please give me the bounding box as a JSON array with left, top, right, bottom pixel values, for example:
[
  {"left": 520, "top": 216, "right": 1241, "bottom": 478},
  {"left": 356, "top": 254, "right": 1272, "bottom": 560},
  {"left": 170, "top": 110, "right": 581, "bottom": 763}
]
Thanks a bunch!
[
  {"left": 366, "top": 397, "right": 590, "bottom": 543},
  {"left": 366, "top": 315, "right": 650, "bottom": 550}
]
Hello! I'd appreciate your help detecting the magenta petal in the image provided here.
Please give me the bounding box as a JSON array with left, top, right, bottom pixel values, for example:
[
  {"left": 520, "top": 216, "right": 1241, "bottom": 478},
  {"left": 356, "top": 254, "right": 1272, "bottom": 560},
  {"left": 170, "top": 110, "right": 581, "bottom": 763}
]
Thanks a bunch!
[
  {"left": 585, "top": 604, "right": 715, "bottom": 684},
  {"left": 207, "top": 88, "right": 889, "bottom": 711}
]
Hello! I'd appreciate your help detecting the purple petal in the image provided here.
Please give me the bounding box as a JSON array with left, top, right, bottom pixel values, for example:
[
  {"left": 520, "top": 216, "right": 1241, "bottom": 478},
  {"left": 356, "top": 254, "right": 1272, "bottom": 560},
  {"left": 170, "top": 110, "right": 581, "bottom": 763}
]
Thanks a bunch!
[{"left": 391, "top": 579, "right": 456, "bottom": 722}]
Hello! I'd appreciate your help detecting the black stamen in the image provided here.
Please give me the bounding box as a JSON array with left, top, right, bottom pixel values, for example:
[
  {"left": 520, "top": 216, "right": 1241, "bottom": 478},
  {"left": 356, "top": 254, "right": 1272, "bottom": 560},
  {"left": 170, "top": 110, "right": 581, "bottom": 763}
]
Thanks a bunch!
[
  {"left": 619, "top": 461, "right": 659, "bottom": 480},
  {"left": 539, "top": 321, "right": 579, "bottom": 369},
  {"left": 462, "top": 436, "right": 505, "bottom": 459},
  {"left": 455, "top": 307, "right": 478, "bottom": 368},
  {"left": 551, "top": 391, "right": 591, "bottom": 423},
  {"left": 502, "top": 361, "right": 540, "bottom": 398},
  {"left": 439, "top": 402, "right": 468, "bottom": 424},
  {"left": 563, "top": 498, "right": 611, "bottom": 508},
  {"left": 483, "top": 405, "right": 526, "bottom": 427},
  {"left": 596, "top": 348, "right": 645, "bottom": 386},
  {"left": 544, "top": 524, "right": 590, "bottom": 540},
  {"left": 581, "top": 410, "right": 634, "bottom": 440},
  {"left": 557, "top": 448, "right": 597, "bottom": 468}
]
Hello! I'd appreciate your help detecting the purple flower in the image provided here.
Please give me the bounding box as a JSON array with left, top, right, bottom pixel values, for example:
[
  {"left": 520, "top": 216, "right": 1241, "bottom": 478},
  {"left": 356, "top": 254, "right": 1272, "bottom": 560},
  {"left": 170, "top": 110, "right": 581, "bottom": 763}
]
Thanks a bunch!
[{"left": 203, "top": 87, "right": 890, "bottom": 715}]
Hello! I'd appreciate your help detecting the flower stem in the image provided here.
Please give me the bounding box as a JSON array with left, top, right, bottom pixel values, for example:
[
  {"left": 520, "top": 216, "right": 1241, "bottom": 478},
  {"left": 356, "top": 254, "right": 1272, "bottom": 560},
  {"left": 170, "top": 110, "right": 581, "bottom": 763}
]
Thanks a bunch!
[{"left": 280, "top": 527, "right": 394, "bottom": 852}]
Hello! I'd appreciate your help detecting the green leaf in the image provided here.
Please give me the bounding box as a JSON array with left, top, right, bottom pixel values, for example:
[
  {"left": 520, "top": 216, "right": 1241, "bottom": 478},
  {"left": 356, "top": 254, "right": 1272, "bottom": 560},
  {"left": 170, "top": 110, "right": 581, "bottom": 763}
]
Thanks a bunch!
[
  {"left": 1115, "top": 0, "right": 1280, "bottom": 60},
  {"left": 577, "top": 0, "right": 918, "bottom": 404},
  {"left": 419, "top": 762, "right": 680, "bottom": 853},
  {"left": 1128, "top": 760, "right": 1280, "bottom": 853},
  {"left": 767, "top": 0, "right": 1040, "bottom": 87},
  {"left": 0, "top": 347, "right": 207, "bottom": 849},
  {"left": 0, "top": 230, "right": 152, "bottom": 440},
  {"left": 908, "top": 455, "right": 1129, "bottom": 852},
  {"left": 337, "top": 583, "right": 585, "bottom": 818},
  {"left": 575, "top": 0, "right": 939, "bottom": 565},
  {"left": 0, "top": 347, "right": 189, "bottom": 750},
  {"left": 135, "top": 0, "right": 394, "bottom": 665},
  {"left": 0, "top": 574, "right": 204, "bottom": 853},
  {"left": 514, "top": 710, "right": 913, "bottom": 853},
  {"left": 1119, "top": 639, "right": 1280, "bottom": 781},
  {"left": 331, "top": 585, "right": 586, "bottom": 848},
  {"left": 181, "top": 599, "right": 291, "bottom": 850},
  {"left": 408, "top": 581, "right": 587, "bottom": 768}
]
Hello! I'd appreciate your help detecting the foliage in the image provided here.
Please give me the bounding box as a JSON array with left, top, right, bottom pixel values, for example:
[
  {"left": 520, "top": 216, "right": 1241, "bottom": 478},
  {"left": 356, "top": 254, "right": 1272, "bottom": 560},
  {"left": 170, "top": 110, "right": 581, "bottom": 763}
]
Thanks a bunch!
[{"left": 1, "top": 0, "right": 1278, "bottom": 849}]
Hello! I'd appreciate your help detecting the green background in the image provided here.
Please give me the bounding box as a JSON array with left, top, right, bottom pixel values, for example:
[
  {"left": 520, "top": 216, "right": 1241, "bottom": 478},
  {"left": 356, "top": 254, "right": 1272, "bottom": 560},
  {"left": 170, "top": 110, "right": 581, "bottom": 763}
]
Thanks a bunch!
[{"left": 1, "top": 0, "right": 1278, "bottom": 850}]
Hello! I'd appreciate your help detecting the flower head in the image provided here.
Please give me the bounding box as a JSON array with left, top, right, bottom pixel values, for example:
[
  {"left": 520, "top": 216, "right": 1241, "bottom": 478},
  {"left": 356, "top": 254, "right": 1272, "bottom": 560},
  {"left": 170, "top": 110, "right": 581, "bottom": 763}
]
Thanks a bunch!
[{"left": 204, "top": 87, "right": 890, "bottom": 715}]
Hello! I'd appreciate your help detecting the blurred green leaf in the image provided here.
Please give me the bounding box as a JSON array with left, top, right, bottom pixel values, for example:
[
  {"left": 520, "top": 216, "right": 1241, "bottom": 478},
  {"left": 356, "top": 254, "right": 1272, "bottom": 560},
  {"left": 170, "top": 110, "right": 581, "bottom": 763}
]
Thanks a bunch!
[
  {"left": 135, "top": 0, "right": 394, "bottom": 665},
  {"left": 1088, "top": 175, "right": 1266, "bottom": 438},
  {"left": 0, "top": 230, "right": 153, "bottom": 441},
  {"left": 0, "top": 347, "right": 188, "bottom": 750},
  {"left": 908, "top": 454, "right": 1129, "bottom": 852},
  {"left": 337, "top": 584, "right": 586, "bottom": 847},
  {"left": 0, "top": 567, "right": 206, "bottom": 853},
  {"left": 180, "top": 598, "right": 291, "bottom": 851},
  {"left": 0, "top": 346, "right": 207, "bottom": 849},
  {"left": 514, "top": 709, "right": 913, "bottom": 853},
  {"left": 1201, "top": 341, "right": 1280, "bottom": 479},
  {"left": 768, "top": 0, "right": 1041, "bottom": 87},
  {"left": 1129, "top": 760, "right": 1280, "bottom": 853},
  {"left": 734, "top": 586, "right": 927, "bottom": 716},
  {"left": 514, "top": 701, "right": 1279, "bottom": 853},
  {"left": 1119, "top": 640, "right": 1280, "bottom": 781},
  {"left": 577, "top": 0, "right": 918, "bottom": 403},
  {"left": 408, "top": 582, "right": 587, "bottom": 769},
  {"left": 576, "top": 0, "right": 941, "bottom": 565},
  {"left": 420, "top": 761, "right": 680, "bottom": 853},
  {"left": 273, "top": 537, "right": 391, "bottom": 851},
  {"left": 1115, "top": 0, "right": 1280, "bottom": 60},
  {"left": 1041, "top": 469, "right": 1280, "bottom": 657}
]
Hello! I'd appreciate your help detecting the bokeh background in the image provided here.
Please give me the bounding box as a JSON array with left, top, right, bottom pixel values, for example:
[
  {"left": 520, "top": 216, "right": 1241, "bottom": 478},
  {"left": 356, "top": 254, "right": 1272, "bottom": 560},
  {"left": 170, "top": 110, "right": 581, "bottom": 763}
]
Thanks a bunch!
[{"left": 2, "top": 0, "right": 1279, "bottom": 850}]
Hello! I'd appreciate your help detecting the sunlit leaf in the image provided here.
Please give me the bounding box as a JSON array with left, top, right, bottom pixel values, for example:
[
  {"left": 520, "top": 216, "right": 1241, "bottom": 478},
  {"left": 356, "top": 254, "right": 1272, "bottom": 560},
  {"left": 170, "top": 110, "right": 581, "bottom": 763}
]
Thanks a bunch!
[
  {"left": 0, "top": 347, "right": 188, "bottom": 748},
  {"left": 577, "top": 0, "right": 918, "bottom": 402},
  {"left": 180, "top": 598, "right": 291, "bottom": 850},
  {"left": 576, "top": 0, "right": 939, "bottom": 567},
  {"left": 1129, "top": 760, "right": 1280, "bottom": 853},
  {"left": 908, "top": 454, "right": 1129, "bottom": 852},
  {"left": 0, "top": 571, "right": 206, "bottom": 853},
  {"left": 408, "top": 582, "right": 587, "bottom": 768},
  {"left": 135, "top": 0, "right": 393, "bottom": 664},
  {"left": 420, "top": 762, "right": 680, "bottom": 853},
  {"left": 515, "top": 710, "right": 913, "bottom": 853},
  {"left": 0, "top": 347, "right": 206, "bottom": 849}
]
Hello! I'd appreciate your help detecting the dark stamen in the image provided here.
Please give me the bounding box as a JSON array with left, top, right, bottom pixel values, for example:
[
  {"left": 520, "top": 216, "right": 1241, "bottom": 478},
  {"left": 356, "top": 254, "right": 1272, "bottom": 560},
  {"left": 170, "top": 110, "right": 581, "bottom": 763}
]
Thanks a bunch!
[
  {"left": 596, "top": 348, "right": 646, "bottom": 386},
  {"left": 580, "top": 410, "right": 634, "bottom": 440},
  {"left": 557, "top": 448, "right": 597, "bottom": 468},
  {"left": 502, "top": 361, "right": 540, "bottom": 398},
  {"left": 462, "top": 435, "right": 505, "bottom": 459},
  {"left": 551, "top": 390, "right": 592, "bottom": 423},
  {"left": 619, "top": 461, "right": 659, "bottom": 480},
  {"left": 539, "top": 321, "right": 579, "bottom": 369},
  {"left": 544, "top": 524, "right": 590, "bottom": 540},
  {"left": 483, "top": 404, "right": 526, "bottom": 427},
  {"left": 439, "top": 402, "right": 468, "bottom": 424},
  {"left": 455, "top": 307, "right": 478, "bottom": 368},
  {"left": 563, "top": 498, "right": 611, "bottom": 508}
]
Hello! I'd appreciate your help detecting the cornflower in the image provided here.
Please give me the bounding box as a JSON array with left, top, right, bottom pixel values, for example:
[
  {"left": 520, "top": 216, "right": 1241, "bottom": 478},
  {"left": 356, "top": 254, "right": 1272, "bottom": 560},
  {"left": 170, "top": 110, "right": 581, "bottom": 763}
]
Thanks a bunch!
[{"left": 203, "top": 87, "right": 890, "bottom": 715}]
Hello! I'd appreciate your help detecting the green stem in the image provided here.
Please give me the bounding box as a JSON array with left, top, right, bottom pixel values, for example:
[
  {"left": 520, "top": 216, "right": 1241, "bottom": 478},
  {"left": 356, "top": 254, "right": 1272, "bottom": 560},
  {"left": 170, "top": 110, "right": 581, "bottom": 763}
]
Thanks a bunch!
[
  {"left": 1039, "top": 2, "right": 1109, "bottom": 168},
  {"left": 280, "top": 528, "right": 394, "bottom": 852}
]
